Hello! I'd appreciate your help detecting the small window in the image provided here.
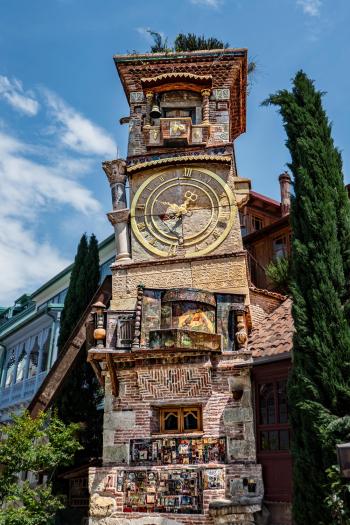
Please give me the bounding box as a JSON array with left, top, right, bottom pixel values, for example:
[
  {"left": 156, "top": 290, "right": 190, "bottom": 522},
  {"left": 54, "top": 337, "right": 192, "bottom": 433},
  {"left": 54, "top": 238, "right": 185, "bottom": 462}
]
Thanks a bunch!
[
  {"left": 251, "top": 215, "right": 263, "bottom": 231},
  {"left": 160, "top": 407, "right": 202, "bottom": 434},
  {"left": 273, "top": 236, "right": 288, "bottom": 259}
]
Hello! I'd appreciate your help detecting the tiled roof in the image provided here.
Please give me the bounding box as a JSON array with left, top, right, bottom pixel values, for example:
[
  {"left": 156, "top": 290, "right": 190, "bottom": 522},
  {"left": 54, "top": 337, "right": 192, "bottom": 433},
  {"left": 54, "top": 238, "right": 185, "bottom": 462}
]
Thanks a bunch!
[
  {"left": 249, "top": 285, "right": 287, "bottom": 302},
  {"left": 249, "top": 298, "right": 293, "bottom": 360}
]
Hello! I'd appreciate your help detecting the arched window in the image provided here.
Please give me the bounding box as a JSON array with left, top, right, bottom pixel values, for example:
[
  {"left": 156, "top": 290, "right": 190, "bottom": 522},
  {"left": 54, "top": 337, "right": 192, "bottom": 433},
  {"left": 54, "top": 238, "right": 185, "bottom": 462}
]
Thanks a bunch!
[
  {"left": 28, "top": 336, "right": 39, "bottom": 378},
  {"left": 40, "top": 328, "right": 51, "bottom": 373},
  {"left": 15, "top": 344, "right": 26, "bottom": 383},
  {"left": 4, "top": 350, "right": 16, "bottom": 387}
]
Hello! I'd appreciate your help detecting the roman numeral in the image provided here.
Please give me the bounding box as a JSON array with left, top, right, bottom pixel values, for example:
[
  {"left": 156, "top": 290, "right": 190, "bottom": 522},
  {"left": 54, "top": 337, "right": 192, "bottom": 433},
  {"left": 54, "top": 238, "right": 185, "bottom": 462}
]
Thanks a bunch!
[
  {"left": 148, "top": 238, "right": 157, "bottom": 246},
  {"left": 138, "top": 222, "right": 146, "bottom": 231},
  {"left": 217, "top": 207, "right": 231, "bottom": 227},
  {"left": 218, "top": 207, "right": 231, "bottom": 221},
  {"left": 136, "top": 203, "right": 145, "bottom": 210},
  {"left": 168, "top": 243, "right": 178, "bottom": 256},
  {"left": 183, "top": 167, "right": 193, "bottom": 178},
  {"left": 213, "top": 230, "right": 220, "bottom": 239}
]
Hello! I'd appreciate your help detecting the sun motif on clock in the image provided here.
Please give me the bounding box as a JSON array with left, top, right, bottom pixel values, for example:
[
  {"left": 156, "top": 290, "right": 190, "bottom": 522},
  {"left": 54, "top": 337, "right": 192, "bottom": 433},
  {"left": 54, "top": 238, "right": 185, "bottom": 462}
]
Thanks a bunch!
[{"left": 130, "top": 166, "right": 236, "bottom": 258}]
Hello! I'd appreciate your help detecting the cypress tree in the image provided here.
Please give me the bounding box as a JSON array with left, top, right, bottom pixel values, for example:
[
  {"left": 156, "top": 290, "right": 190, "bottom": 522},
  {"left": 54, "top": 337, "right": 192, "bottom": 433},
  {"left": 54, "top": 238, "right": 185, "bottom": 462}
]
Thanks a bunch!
[
  {"left": 55, "top": 233, "right": 103, "bottom": 460},
  {"left": 263, "top": 71, "right": 350, "bottom": 524},
  {"left": 57, "top": 234, "right": 89, "bottom": 352}
]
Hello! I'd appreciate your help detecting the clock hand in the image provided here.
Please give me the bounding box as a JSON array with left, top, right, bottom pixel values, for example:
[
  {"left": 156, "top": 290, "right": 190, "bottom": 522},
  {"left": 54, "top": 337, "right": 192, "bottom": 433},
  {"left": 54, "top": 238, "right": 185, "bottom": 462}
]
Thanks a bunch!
[
  {"left": 159, "top": 201, "right": 180, "bottom": 214},
  {"left": 175, "top": 191, "right": 198, "bottom": 217}
]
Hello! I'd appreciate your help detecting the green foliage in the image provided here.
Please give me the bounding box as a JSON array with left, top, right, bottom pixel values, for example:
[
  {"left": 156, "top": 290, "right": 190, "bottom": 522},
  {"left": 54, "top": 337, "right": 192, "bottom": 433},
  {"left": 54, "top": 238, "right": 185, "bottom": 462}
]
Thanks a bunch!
[
  {"left": 174, "top": 33, "right": 228, "bottom": 52},
  {"left": 55, "top": 233, "right": 102, "bottom": 461},
  {"left": 0, "top": 412, "right": 80, "bottom": 525},
  {"left": 264, "top": 71, "right": 350, "bottom": 523},
  {"left": 146, "top": 31, "right": 228, "bottom": 53},
  {"left": 147, "top": 30, "right": 171, "bottom": 53},
  {"left": 322, "top": 465, "right": 350, "bottom": 525},
  {"left": 266, "top": 256, "right": 290, "bottom": 294},
  {"left": 57, "top": 234, "right": 89, "bottom": 352}
]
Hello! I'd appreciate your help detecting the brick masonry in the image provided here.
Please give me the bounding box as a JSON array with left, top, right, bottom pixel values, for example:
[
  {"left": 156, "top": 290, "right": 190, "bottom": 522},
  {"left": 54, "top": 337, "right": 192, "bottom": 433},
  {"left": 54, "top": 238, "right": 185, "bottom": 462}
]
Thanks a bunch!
[{"left": 88, "top": 48, "right": 263, "bottom": 525}]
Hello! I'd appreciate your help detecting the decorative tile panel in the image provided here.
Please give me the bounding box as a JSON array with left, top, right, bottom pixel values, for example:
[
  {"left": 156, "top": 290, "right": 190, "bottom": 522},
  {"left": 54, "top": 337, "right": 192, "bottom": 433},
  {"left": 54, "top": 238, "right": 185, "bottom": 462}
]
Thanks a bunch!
[
  {"left": 130, "top": 91, "right": 144, "bottom": 103},
  {"left": 137, "top": 367, "right": 212, "bottom": 399},
  {"left": 212, "top": 88, "right": 230, "bottom": 100}
]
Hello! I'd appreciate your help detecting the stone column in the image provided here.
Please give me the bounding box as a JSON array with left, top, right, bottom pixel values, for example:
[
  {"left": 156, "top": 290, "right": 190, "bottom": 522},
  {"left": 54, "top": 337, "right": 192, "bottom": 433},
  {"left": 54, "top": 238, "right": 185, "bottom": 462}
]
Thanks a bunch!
[
  {"left": 102, "top": 159, "right": 131, "bottom": 262},
  {"left": 145, "top": 92, "right": 153, "bottom": 127},
  {"left": 201, "top": 89, "right": 211, "bottom": 124}
]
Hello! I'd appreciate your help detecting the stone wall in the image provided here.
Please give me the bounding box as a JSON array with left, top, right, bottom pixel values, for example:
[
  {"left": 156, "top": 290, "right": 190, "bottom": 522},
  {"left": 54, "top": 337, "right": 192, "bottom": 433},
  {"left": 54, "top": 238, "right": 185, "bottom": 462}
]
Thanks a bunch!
[
  {"left": 110, "top": 253, "right": 249, "bottom": 311},
  {"left": 88, "top": 355, "right": 263, "bottom": 525}
]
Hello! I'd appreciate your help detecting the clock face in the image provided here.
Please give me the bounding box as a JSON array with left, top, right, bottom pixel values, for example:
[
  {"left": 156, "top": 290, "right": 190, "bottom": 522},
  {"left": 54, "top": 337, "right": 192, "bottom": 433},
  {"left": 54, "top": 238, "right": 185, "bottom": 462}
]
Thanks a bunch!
[{"left": 130, "top": 166, "right": 236, "bottom": 258}]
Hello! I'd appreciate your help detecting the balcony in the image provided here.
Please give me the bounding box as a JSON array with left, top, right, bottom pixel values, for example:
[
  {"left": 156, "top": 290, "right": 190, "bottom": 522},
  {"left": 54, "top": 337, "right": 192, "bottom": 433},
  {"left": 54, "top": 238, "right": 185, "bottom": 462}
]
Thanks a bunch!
[
  {"left": 0, "top": 371, "right": 47, "bottom": 418},
  {"left": 149, "top": 328, "right": 222, "bottom": 352},
  {"left": 144, "top": 118, "right": 210, "bottom": 148}
]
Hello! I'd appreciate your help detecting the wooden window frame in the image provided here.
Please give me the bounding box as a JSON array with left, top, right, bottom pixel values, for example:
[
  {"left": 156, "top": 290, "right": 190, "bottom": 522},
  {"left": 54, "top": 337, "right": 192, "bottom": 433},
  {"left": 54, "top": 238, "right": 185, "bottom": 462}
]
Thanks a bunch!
[
  {"left": 256, "top": 378, "right": 290, "bottom": 453},
  {"left": 272, "top": 234, "right": 291, "bottom": 259},
  {"left": 159, "top": 406, "right": 202, "bottom": 434},
  {"left": 251, "top": 214, "right": 264, "bottom": 232}
]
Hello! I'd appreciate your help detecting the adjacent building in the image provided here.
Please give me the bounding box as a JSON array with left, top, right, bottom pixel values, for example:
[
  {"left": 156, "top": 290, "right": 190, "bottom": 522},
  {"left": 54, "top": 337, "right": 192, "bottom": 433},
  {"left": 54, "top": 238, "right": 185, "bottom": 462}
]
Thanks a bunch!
[{"left": 0, "top": 235, "right": 115, "bottom": 423}]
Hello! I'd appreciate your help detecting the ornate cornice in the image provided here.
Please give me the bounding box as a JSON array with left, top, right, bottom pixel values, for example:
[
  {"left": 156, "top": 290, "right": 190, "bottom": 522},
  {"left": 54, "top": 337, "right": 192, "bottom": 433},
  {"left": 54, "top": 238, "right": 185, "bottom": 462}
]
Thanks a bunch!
[
  {"left": 126, "top": 154, "right": 231, "bottom": 174},
  {"left": 141, "top": 72, "right": 212, "bottom": 88}
]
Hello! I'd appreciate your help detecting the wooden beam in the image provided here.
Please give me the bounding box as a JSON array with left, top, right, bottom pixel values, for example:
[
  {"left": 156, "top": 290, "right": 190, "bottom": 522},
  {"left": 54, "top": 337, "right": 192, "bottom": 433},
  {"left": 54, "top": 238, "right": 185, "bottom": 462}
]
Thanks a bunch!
[
  {"left": 88, "top": 358, "right": 105, "bottom": 388},
  {"left": 106, "top": 353, "right": 119, "bottom": 397}
]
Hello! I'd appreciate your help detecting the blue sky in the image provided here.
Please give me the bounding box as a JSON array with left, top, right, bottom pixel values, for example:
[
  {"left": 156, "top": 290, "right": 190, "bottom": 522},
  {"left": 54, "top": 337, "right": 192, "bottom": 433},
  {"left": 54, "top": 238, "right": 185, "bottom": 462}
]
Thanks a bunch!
[{"left": 0, "top": 0, "right": 349, "bottom": 304}]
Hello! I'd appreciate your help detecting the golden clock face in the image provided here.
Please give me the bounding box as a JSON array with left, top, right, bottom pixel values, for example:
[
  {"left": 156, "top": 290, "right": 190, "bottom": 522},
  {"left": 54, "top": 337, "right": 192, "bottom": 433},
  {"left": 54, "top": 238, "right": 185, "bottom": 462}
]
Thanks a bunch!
[{"left": 130, "top": 166, "right": 236, "bottom": 258}]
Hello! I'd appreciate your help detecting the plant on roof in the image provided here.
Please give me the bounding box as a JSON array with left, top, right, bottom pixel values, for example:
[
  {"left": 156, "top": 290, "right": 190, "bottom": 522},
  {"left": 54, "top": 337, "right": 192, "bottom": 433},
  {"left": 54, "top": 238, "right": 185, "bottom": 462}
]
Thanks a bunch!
[
  {"left": 146, "top": 31, "right": 228, "bottom": 53},
  {"left": 0, "top": 411, "right": 80, "bottom": 525},
  {"left": 266, "top": 256, "right": 290, "bottom": 294},
  {"left": 174, "top": 33, "right": 229, "bottom": 51},
  {"left": 264, "top": 71, "right": 350, "bottom": 524},
  {"left": 147, "top": 30, "right": 171, "bottom": 53}
]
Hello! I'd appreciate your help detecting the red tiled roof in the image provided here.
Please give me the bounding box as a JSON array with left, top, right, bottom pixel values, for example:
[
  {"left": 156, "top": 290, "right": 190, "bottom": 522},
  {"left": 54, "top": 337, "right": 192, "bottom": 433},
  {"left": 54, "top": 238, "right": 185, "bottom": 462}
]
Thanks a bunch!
[
  {"left": 249, "top": 190, "right": 281, "bottom": 208},
  {"left": 249, "top": 298, "right": 293, "bottom": 360}
]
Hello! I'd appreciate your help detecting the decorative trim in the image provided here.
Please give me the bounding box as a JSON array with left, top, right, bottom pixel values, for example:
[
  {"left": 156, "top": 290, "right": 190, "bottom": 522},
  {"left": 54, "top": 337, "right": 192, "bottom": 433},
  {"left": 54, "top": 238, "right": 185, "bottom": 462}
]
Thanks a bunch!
[
  {"left": 132, "top": 284, "right": 144, "bottom": 349},
  {"left": 111, "top": 250, "right": 247, "bottom": 271},
  {"left": 141, "top": 72, "right": 212, "bottom": 87},
  {"left": 126, "top": 154, "right": 231, "bottom": 174}
]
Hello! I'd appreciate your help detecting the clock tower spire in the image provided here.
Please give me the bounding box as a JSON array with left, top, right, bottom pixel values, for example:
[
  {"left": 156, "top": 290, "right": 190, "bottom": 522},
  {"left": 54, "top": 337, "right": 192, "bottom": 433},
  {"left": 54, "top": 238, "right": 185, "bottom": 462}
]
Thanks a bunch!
[{"left": 88, "top": 48, "right": 263, "bottom": 525}]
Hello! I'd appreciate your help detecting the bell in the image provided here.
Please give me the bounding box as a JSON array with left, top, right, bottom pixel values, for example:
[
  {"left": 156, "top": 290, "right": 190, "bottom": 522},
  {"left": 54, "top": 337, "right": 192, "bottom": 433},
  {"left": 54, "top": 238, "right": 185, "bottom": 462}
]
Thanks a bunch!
[{"left": 150, "top": 103, "right": 161, "bottom": 119}]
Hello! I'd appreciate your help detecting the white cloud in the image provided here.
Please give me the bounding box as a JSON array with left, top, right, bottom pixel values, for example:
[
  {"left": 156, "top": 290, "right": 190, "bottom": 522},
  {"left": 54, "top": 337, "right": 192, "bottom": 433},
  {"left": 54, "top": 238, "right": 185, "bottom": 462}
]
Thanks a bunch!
[
  {"left": 190, "top": 0, "right": 222, "bottom": 8},
  {"left": 0, "top": 78, "right": 118, "bottom": 305},
  {"left": 0, "top": 75, "right": 39, "bottom": 116},
  {"left": 0, "top": 130, "right": 102, "bottom": 304},
  {"left": 43, "top": 89, "right": 117, "bottom": 156},
  {"left": 297, "top": 0, "right": 321, "bottom": 16}
]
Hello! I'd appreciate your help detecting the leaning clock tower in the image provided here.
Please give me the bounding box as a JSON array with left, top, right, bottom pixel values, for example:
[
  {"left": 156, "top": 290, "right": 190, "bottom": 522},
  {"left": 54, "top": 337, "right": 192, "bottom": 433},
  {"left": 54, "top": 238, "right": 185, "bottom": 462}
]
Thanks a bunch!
[{"left": 88, "top": 48, "right": 263, "bottom": 525}]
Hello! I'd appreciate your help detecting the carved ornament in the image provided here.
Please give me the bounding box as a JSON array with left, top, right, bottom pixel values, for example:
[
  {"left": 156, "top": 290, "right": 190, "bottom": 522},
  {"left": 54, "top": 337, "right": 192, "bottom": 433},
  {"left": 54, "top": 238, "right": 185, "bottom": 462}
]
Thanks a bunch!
[{"left": 102, "top": 160, "right": 127, "bottom": 185}]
